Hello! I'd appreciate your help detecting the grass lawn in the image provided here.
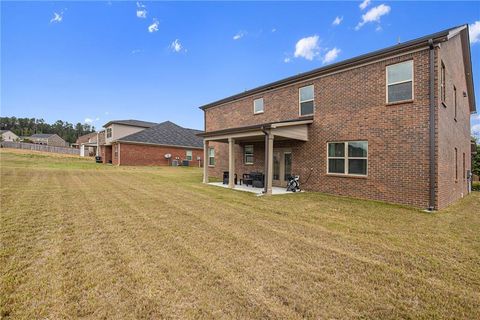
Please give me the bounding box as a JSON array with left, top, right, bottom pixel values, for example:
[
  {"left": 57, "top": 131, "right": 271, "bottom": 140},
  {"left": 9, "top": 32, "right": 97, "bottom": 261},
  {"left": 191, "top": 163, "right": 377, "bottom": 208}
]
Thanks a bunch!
[{"left": 1, "top": 149, "right": 479, "bottom": 319}]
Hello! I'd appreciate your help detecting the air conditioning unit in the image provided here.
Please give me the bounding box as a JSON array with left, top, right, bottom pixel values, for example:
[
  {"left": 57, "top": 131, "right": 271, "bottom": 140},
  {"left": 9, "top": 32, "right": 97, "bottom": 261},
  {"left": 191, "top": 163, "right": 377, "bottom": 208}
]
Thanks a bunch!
[{"left": 171, "top": 159, "right": 179, "bottom": 167}]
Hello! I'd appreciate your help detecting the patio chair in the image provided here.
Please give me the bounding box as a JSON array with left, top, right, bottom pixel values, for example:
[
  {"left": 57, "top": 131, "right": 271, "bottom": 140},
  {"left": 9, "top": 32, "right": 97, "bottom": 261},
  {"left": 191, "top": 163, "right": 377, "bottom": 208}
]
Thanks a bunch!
[
  {"left": 223, "top": 171, "right": 238, "bottom": 185},
  {"left": 250, "top": 172, "right": 264, "bottom": 188},
  {"left": 242, "top": 173, "right": 253, "bottom": 187}
]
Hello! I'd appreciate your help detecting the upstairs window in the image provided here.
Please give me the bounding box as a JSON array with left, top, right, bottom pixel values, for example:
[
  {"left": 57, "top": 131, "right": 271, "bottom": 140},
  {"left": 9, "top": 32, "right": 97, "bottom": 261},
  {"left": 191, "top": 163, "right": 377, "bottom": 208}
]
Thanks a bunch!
[
  {"left": 186, "top": 150, "right": 192, "bottom": 161},
  {"left": 328, "top": 141, "right": 368, "bottom": 176},
  {"left": 253, "top": 98, "right": 264, "bottom": 114},
  {"left": 106, "top": 128, "right": 112, "bottom": 138},
  {"left": 441, "top": 62, "right": 446, "bottom": 104},
  {"left": 299, "top": 85, "right": 314, "bottom": 116},
  {"left": 387, "top": 60, "right": 413, "bottom": 103},
  {"left": 244, "top": 145, "right": 254, "bottom": 164},
  {"left": 208, "top": 147, "right": 215, "bottom": 166}
]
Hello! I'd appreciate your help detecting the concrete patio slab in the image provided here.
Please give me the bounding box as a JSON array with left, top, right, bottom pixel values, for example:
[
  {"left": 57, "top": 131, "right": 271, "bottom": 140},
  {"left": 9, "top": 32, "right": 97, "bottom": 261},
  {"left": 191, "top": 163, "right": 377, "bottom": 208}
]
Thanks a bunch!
[{"left": 207, "top": 182, "right": 299, "bottom": 196}]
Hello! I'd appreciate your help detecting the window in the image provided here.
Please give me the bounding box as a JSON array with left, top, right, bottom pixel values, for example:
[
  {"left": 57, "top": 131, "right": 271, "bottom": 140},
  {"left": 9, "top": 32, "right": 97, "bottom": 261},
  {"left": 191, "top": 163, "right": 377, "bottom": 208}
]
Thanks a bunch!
[
  {"left": 244, "top": 145, "right": 254, "bottom": 164},
  {"left": 114, "top": 144, "right": 118, "bottom": 157},
  {"left": 299, "top": 85, "right": 314, "bottom": 116},
  {"left": 441, "top": 62, "right": 446, "bottom": 104},
  {"left": 186, "top": 150, "right": 192, "bottom": 161},
  {"left": 455, "top": 148, "right": 458, "bottom": 182},
  {"left": 454, "top": 86, "right": 457, "bottom": 121},
  {"left": 387, "top": 60, "right": 413, "bottom": 103},
  {"left": 253, "top": 98, "right": 264, "bottom": 114},
  {"left": 208, "top": 147, "right": 215, "bottom": 166},
  {"left": 106, "top": 128, "right": 112, "bottom": 138},
  {"left": 328, "top": 141, "right": 368, "bottom": 176}
]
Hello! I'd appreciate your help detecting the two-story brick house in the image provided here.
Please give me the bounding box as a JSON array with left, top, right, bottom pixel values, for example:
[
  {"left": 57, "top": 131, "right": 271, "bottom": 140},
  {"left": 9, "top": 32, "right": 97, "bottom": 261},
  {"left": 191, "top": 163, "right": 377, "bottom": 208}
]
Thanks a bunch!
[
  {"left": 99, "top": 119, "right": 204, "bottom": 166},
  {"left": 198, "top": 25, "right": 476, "bottom": 210}
]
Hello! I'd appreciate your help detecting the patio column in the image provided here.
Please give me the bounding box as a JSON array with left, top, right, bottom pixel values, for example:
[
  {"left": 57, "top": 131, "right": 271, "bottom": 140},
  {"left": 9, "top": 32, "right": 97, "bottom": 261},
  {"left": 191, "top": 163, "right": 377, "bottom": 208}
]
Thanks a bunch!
[
  {"left": 228, "top": 137, "right": 235, "bottom": 189},
  {"left": 203, "top": 140, "right": 209, "bottom": 183},
  {"left": 266, "top": 133, "right": 274, "bottom": 195}
]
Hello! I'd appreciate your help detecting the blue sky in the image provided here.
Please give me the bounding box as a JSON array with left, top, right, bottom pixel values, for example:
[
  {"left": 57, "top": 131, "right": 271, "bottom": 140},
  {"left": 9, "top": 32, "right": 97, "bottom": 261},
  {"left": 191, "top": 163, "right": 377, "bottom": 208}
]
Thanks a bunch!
[{"left": 1, "top": 1, "right": 479, "bottom": 134}]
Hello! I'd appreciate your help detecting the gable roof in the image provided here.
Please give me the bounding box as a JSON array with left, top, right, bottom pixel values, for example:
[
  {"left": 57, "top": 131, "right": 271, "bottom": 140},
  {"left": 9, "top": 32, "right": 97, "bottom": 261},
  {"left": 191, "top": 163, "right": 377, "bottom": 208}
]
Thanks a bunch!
[
  {"left": 199, "top": 25, "right": 475, "bottom": 113},
  {"left": 103, "top": 119, "right": 158, "bottom": 128},
  {"left": 0, "top": 130, "right": 12, "bottom": 134},
  {"left": 30, "top": 133, "right": 58, "bottom": 139},
  {"left": 117, "top": 121, "right": 204, "bottom": 149}
]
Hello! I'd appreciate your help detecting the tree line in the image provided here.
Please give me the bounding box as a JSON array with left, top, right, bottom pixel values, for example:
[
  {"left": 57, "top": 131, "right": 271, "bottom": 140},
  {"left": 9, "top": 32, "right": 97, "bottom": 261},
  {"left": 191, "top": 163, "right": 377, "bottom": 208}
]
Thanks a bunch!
[{"left": 0, "top": 117, "right": 96, "bottom": 144}]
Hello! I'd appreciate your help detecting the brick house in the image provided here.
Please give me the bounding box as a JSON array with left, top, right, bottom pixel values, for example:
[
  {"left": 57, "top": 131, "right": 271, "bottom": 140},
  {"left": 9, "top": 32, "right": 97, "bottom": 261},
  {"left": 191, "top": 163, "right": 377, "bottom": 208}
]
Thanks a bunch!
[
  {"left": 99, "top": 119, "right": 157, "bottom": 163},
  {"left": 75, "top": 132, "right": 98, "bottom": 156},
  {"left": 29, "top": 133, "right": 68, "bottom": 147},
  {"left": 198, "top": 25, "right": 476, "bottom": 210},
  {"left": 99, "top": 120, "right": 203, "bottom": 166}
]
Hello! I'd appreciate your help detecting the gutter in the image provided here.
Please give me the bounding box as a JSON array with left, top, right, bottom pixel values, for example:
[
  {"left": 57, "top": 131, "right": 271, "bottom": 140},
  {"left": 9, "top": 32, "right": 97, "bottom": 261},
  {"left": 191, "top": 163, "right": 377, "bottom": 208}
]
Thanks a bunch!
[{"left": 428, "top": 39, "right": 436, "bottom": 211}]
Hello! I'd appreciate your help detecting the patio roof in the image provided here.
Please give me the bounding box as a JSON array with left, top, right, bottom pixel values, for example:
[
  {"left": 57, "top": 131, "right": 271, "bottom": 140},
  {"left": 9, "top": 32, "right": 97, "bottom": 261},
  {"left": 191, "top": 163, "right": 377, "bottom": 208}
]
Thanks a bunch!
[{"left": 199, "top": 117, "right": 313, "bottom": 143}]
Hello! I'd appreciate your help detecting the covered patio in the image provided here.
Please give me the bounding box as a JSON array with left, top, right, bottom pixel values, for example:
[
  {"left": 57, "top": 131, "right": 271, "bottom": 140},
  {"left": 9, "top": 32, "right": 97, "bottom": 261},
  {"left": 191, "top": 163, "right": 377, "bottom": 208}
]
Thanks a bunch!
[
  {"left": 199, "top": 117, "right": 313, "bottom": 195},
  {"left": 207, "top": 182, "right": 295, "bottom": 195}
]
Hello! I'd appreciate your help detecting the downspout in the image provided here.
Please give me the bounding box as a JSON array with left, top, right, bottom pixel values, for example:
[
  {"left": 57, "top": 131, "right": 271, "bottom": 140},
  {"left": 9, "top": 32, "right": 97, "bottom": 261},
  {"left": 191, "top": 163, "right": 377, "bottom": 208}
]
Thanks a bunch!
[
  {"left": 261, "top": 126, "right": 269, "bottom": 194},
  {"left": 428, "top": 39, "right": 436, "bottom": 211}
]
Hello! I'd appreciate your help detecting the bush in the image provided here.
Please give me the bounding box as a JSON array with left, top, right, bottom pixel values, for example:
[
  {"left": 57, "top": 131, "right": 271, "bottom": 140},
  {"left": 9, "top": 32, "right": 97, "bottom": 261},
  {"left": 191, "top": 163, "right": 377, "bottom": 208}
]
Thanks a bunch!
[{"left": 472, "top": 182, "right": 480, "bottom": 192}]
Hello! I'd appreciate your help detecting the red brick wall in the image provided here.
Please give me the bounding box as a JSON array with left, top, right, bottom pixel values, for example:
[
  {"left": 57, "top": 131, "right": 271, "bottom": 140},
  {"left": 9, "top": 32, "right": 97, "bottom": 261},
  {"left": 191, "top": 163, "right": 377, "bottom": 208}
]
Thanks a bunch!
[
  {"left": 206, "top": 49, "right": 437, "bottom": 208},
  {"left": 436, "top": 35, "right": 472, "bottom": 209},
  {"left": 99, "top": 145, "right": 112, "bottom": 164},
  {"left": 113, "top": 142, "right": 203, "bottom": 167}
]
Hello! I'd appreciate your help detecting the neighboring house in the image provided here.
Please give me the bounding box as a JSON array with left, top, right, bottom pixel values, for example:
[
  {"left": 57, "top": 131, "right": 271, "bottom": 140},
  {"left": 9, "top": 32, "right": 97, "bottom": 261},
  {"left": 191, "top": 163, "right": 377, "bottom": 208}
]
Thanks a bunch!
[
  {"left": 29, "top": 133, "right": 68, "bottom": 147},
  {"left": 75, "top": 132, "right": 98, "bottom": 157},
  {"left": 198, "top": 25, "right": 475, "bottom": 210},
  {"left": 99, "top": 119, "right": 157, "bottom": 163},
  {"left": 110, "top": 121, "right": 203, "bottom": 166},
  {"left": 0, "top": 130, "right": 19, "bottom": 142}
]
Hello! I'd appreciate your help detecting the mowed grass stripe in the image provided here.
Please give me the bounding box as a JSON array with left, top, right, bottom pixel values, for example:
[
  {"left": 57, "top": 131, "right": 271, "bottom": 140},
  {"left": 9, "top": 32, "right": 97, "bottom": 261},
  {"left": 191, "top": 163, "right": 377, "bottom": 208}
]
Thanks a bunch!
[{"left": 104, "top": 170, "right": 478, "bottom": 318}]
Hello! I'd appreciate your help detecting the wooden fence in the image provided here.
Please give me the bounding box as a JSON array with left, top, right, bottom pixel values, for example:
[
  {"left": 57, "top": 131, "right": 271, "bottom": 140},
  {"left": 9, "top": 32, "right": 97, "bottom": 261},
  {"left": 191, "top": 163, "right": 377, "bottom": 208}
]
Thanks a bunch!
[{"left": 0, "top": 141, "right": 80, "bottom": 155}]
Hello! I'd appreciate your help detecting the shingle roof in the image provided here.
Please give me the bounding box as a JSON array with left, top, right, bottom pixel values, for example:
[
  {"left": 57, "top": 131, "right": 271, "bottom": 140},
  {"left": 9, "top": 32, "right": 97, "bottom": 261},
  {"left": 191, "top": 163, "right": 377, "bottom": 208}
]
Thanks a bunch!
[
  {"left": 118, "top": 121, "right": 203, "bottom": 148},
  {"left": 103, "top": 119, "right": 158, "bottom": 128},
  {"left": 0, "top": 130, "right": 10, "bottom": 134},
  {"left": 30, "top": 133, "right": 56, "bottom": 138}
]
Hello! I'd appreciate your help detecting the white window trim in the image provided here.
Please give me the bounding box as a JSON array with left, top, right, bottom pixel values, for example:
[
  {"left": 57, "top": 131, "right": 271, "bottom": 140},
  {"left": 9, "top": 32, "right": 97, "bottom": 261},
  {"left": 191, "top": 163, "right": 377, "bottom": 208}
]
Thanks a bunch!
[
  {"left": 327, "top": 141, "right": 368, "bottom": 177},
  {"left": 244, "top": 145, "right": 254, "bottom": 164},
  {"left": 299, "top": 85, "right": 315, "bottom": 116},
  {"left": 386, "top": 60, "right": 414, "bottom": 104},
  {"left": 253, "top": 98, "right": 264, "bottom": 114},
  {"left": 186, "top": 150, "right": 193, "bottom": 161},
  {"left": 208, "top": 147, "right": 215, "bottom": 167}
]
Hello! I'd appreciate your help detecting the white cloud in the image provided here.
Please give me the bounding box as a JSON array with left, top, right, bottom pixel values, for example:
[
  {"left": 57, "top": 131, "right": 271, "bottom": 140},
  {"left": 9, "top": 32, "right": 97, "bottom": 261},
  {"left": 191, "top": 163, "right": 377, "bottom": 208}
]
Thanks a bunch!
[
  {"left": 359, "top": 0, "right": 371, "bottom": 10},
  {"left": 50, "top": 12, "right": 63, "bottom": 23},
  {"left": 284, "top": 57, "right": 291, "bottom": 63},
  {"left": 472, "top": 124, "right": 480, "bottom": 137},
  {"left": 332, "top": 16, "right": 343, "bottom": 26},
  {"left": 233, "top": 31, "right": 245, "bottom": 40},
  {"left": 170, "top": 39, "right": 183, "bottom": 53},
  {"left": 272, "top": 28, "right": 276, "bottom": 33},
  {"left": 137, "top": 9, "right": 147, "bottom": 18},
  {"left": 355, "top": 4, "right": 391, "bottom": 30},
  {"left": 84, "top": 118, "right": 93, "bottom": 124},
  {"left": 294, "top": 35, "right": 320, "bottom": 60},
  {"left": 136, "top": 2, "right": 147, "bottom": 18},
  {"left": 148, "top": 19, "right": 159, "bottom": 33},
  {"left": 104, "top": 111, "right": 110, "bottom": 115},
  {"left": 131, "top": 49, "right": 142, "bottom": 54},
  {"left": 322, "top": 47, "right": 341, "bottom": 64},
  {"left": 95, "top": 117, "right": 100, "bottom": 121},
  {"left": 469, "top": 21, "right": 480, "bottom": 44}
]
